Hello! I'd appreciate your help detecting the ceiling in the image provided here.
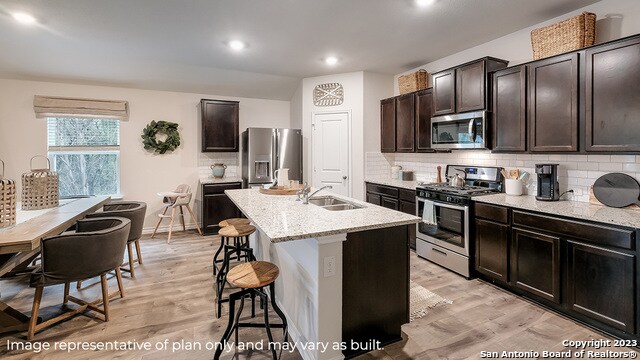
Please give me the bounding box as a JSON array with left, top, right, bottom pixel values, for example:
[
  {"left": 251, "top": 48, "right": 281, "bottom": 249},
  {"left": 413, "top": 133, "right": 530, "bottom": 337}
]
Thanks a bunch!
[{"left": 0, "top": 0, "right": 600, "bottom": 100}]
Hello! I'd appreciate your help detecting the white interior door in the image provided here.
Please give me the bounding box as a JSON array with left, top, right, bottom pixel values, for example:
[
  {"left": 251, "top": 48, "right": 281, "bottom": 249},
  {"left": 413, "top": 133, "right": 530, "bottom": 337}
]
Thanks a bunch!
[{"left": 312, "top": 111, "right": 350, "bottom": 196}]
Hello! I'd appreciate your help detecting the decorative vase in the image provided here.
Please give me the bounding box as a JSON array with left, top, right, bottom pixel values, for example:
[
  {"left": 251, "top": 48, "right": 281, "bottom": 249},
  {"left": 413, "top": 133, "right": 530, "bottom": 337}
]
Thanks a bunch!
[{"left": 211, "top": 163, "right": 227, "bottom": 179}]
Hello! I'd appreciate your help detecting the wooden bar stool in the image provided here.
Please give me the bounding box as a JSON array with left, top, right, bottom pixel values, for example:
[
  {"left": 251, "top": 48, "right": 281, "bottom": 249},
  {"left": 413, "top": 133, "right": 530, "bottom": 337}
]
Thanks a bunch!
[
  {"left": 214, "top": 261, "right": 288, "bottom": 360},
  {"left": 213, "top": 218, "right": 251, "bottom": 275},
  {"left": 215, "top": 224, "right": 257, "bottom": 318}
]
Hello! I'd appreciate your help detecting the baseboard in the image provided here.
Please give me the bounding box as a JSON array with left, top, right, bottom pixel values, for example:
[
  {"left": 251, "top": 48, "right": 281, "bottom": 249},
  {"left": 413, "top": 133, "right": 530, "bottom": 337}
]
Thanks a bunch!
[{"left": 142, "top": 223, "right": 203, "bottom": 235}]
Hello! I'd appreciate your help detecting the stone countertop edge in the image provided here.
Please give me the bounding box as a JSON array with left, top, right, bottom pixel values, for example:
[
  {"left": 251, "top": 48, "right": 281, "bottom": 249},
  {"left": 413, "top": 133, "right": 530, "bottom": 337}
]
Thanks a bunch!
[
  {"left": 199, "top": 177, "right": 243, "bottom": 184},
  {"left": 225, "top": 188, "right": 420, "bottom": 243},
  {"left": 475, "top": 193, "right": 640, "bottom": 230},
  {"left": 365, "top": 177, "right": 421, "bottom": 191}
]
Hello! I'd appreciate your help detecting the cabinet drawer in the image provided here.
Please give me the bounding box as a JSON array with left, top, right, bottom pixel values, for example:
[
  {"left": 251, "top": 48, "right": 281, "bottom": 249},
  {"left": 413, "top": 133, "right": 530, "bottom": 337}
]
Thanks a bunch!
[
  {"left": 475, "top": 203, "right": 508, "bottom": 223},
  {"left": 399, "top": 188, "right": 416, "bottom": 202},
  {"left": 366, "top": 183, "right": 399, "bottom": 198},
  {"left": 513, "top": 211, "right": 635, "bottom": 250},
  {"left": 203, "top": 182, "right": 242, "bottom": 195}
]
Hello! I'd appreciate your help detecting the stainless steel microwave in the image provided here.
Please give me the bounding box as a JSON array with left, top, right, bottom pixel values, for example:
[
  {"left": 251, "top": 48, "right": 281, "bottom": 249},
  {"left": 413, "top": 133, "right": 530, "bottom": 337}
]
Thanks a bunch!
[{"left": 431, "top": 111, "right": 487, "bottom": 150}]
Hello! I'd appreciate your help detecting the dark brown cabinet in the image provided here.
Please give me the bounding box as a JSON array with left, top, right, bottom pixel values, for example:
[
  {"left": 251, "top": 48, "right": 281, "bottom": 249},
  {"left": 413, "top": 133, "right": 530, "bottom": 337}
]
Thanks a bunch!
[
  {"left": 475, "top": 219, "right": 509, "bottom": 283},
  {"left": 380, "top": 98, "right": 396, "bottom": 152},
  {"left": 366, "top": 183, "right": 416, "bottom": 250},
  {"left": 567, "top": 240, "right": 636, "bottom": 333},
  {"left": 201, "top": 182, "right": 242, "bottom": 234},
  {"left": 585, "top": 36, "right": 640, "bottom": 152},
  {"left": 474, "top": 198, "right": 640, "bottom": 338},
  {"left": 432, "top": 58, "right": 508, "bottom": 117},
  {"left": 395, "top": 93, "right": 416, "bottom": 152},
  {"left": 511, "top": 227, "right": 561, "bottom": 303},
  {"left": 432, "top": 69, "right": 456, "bottom": 116},
  {"left": 201, "top": 99, "right": 239, "bottom": 152},
  {"left": 492, "top": 66, "right": 527, "bottom": 152},
  {"left": 456, "top": 60, "right": 486, "bottom": 113},
  {"left": 528, "top": 53, "right": 579, "bottom": 152},
  {"left": 415, "top": 89, "right": 433, "bottom": 152}
]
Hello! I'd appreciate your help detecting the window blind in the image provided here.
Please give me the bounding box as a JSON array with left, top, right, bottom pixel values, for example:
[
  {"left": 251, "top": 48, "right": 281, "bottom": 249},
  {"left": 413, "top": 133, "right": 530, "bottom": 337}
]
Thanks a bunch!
[{"left": 34, "top": 95, "right": 129, "bottom": 121}]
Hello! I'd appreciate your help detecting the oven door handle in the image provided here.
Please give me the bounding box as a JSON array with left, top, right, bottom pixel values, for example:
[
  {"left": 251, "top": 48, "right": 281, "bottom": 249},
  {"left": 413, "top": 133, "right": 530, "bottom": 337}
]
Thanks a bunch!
[{"left": 418, "top": 198, "right": 468, "bottom": 211}]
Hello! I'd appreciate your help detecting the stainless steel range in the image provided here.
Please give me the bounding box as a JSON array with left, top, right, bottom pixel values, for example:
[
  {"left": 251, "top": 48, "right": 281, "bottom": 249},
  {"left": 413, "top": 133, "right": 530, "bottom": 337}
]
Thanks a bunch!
[{"left": 415, "top": 165, "right": 504, "bottom": 278}]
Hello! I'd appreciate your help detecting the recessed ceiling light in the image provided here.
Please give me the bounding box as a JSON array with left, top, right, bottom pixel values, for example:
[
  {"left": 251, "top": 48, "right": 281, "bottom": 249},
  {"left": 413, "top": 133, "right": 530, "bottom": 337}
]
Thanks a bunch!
[
  {"left": 324, "top": 56, "right": 339, "bottom": 66},
  {"left": 228, "top": 40, "right": 246, "bottom": 51},
  {"left": 415, "top": 0, "right": 435, "bottom": 7},
  {"left": 12, "top": 12, "right": 37, "bottom": 25}
]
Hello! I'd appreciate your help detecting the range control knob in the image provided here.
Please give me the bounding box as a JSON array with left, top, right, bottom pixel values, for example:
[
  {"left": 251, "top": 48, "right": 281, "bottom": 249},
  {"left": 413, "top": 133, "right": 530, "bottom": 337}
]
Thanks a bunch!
[{"left": 446, "top": 196, "right": 452, "bottom": 202}]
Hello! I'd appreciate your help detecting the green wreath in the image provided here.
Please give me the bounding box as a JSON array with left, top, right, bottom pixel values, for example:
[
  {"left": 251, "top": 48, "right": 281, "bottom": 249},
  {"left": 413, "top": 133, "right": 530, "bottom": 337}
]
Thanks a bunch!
[{"left": 141, "top": 120, "right": 181, "bottom": 154}]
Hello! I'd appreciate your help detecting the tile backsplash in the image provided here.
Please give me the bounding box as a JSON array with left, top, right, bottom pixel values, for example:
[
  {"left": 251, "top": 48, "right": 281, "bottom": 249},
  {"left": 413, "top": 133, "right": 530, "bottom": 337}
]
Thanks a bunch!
[
  {"left": 365, "top": 151, "right": 640, "bottom": 203},
  {"left": 198, "top": 152, "right": 239, "bottom": 178}
]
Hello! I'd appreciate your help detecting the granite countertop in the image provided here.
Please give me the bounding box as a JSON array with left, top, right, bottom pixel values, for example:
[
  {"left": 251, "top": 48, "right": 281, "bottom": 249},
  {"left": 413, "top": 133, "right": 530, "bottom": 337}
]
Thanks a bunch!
[
  {"left": 476, "top": 194, "right": 640, "bottom": 229},
  {"left": 365, "top": 177, "right": 421, "bottom": 191},
  {"left": 199, "top": 176, "right": 243, "bottom": 184},
  {"left": 225, "top": 188, "right": 420, "bottom": 242}
]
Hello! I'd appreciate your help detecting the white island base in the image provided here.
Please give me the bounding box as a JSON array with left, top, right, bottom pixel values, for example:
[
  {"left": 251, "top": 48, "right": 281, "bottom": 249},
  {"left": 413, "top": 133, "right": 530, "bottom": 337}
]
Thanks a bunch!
[{"left": 250, "top": 229, "right": 346, "bottom": 360}]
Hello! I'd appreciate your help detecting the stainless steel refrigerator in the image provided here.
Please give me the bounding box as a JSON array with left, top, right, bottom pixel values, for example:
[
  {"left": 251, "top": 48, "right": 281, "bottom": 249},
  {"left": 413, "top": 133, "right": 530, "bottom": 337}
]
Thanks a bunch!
[{"left": 242, "top": 128, "right": 303, "bottom": 188}]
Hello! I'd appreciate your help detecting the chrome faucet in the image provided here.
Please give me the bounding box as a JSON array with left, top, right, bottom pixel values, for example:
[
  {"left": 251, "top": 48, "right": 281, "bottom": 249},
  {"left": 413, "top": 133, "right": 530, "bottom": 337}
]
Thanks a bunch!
[{"left": 297, "top": 184, "right": 333, "bottom": 204}]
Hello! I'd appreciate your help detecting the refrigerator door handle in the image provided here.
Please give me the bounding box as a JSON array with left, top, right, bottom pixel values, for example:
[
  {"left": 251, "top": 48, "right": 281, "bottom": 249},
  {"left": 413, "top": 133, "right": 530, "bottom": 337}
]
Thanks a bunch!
[{"left": 272, "top": 129, "right": 278, "bottom": 178}]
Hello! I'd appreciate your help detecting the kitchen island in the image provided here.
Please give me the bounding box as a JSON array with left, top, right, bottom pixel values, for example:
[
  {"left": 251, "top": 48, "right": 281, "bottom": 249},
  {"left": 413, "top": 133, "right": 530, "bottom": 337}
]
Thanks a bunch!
[{"left": 225, "top": 189, "right": 420, "bottom": 360}]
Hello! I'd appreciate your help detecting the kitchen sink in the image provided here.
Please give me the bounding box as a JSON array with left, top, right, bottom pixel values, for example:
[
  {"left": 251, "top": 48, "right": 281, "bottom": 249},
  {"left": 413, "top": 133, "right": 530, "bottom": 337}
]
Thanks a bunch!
[
  {"left": 308, "top": 196, "right": 364, "bottom": 211},
  {"left": 321, "top": 203, "right": 363, "bottom": 211}
]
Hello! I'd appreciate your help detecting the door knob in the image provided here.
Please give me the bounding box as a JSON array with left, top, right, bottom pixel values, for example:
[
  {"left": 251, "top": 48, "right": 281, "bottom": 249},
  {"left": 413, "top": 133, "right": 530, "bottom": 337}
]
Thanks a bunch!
[{"left": 342, "top": 176, "right": 348, "bottom": 180}]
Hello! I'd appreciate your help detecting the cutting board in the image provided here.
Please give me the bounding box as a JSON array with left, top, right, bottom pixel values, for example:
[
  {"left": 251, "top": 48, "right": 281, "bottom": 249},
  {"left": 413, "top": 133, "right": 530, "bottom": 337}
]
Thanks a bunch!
[
  {"left": 259, "top": 184, "right": 307, "bottom": 195},
  {"left": 589, "top": 186, "right": 640, "bottom": 210}
]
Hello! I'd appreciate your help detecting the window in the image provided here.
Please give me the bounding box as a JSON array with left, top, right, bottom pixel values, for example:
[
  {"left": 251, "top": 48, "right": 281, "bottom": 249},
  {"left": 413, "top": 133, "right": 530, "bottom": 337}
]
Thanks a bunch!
[{"left": 47, "top": 118, "right": 120, "bottom": 198}]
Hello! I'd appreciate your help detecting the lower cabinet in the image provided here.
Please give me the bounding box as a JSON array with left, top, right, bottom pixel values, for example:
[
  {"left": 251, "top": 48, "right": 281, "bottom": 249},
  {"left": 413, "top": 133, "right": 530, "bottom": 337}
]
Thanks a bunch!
[
  {"left": 473, "top": 202, "right": 638, "bottom": 338},
  {"left": 511, "top": 227, "right": 561, "bottom": 304},
  {"left": 366, "top": 182, "right": 416, "bottom": 250},
  {"left": 475, "top": 219, "right": 509, "bottom": 282},
  {"left": 201, "top": 182, "right": 242, "bottom": 234},
  {"left": 567, "top": 240, "right": 636, "bottom": 333}
]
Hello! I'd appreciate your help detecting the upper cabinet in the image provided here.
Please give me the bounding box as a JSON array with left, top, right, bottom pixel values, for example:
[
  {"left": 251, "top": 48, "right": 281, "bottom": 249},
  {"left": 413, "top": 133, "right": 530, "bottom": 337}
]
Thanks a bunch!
[
  {"left": 528, "top": 53, "right": 579, "bottom": 152},
  {"left": 492, "top": 66, "right": 527, "bottom": 152},
  {"left": 380, "top": 97, "right": 396, "bottom": 153},
  {"left": 585, "top": 36, "right": 640, "bottom": 152},
  {"left": 201, "top": 99, "right": 239, "bottom": 152},
  {"left": 380, "top": 89, "right": 434, "bottom": 154},
  {"left": 415, "top": 89, "right": 434, "bottom": 152},
  {"left": 395, "top": 93, "right": 416, "bottom": 152},
  {"left": 432, "top": 70, "right": 456, "bottom": 115},
  {"left": 491, "top": 34, "right": 640, "bottom": 154},
  {"left": 432, "top": 58, "right": 509, "bottom": 116}
]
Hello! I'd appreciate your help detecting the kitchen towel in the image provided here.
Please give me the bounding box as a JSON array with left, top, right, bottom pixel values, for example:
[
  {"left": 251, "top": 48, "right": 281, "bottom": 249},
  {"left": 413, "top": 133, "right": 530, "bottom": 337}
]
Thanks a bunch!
[{"left": 422, "top": 200, "right": 437, "bottom": 225}]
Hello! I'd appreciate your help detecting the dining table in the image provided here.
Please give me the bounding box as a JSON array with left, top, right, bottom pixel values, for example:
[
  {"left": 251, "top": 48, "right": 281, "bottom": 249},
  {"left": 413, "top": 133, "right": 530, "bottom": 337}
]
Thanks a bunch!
[{"left": 0, "top": 195, "right": 111, "bottom": 334}]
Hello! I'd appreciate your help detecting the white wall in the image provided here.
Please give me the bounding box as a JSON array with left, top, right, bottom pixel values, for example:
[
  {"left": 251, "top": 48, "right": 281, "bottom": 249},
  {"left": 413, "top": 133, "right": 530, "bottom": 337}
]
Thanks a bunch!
[
  {"left": 0, "top": 78, "right": 290, "bottom": 229},
  {"left": 290, "top": 81, "right": 303, "bottom": 130},
  {"left": 302, "top": 72, "right": 365, "bottom": 199},
  {"left": 394, "top": 0, "right": 640, "bottom": 92}
]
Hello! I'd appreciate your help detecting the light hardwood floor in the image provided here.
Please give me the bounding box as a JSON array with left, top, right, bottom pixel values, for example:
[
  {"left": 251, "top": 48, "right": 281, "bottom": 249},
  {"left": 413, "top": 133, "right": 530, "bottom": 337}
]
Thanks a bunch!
[{"left": 0, "top": 232, "right": 634, "bottom": 359}]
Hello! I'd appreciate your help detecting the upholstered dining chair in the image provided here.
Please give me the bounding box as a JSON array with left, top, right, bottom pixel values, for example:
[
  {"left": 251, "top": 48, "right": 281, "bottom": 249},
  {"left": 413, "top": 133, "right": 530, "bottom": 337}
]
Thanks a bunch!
[
  {"left": 151, "top": 184, "right": 202, "bottom": 243},
  {"left": 27, "top": 217, "right": 130, "bottom": 340},
  {"left": 83, "top": 201, "right": 147, "bottom": 280}
]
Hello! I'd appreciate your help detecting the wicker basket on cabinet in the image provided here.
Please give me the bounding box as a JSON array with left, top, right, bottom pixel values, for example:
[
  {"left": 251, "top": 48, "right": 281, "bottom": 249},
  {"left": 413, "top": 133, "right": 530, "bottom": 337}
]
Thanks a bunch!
[
  {"left": 0, "top": 160, "right": 16, "bottom": 227},
  {"left": 398, "top": 69, "right": 429, "bottom": 94},
  {"left": 21, "top": 156, "right": 59, "bottom": 210},
  {"left": 531, "top": 12, "right": 596, "bottom": 60}
]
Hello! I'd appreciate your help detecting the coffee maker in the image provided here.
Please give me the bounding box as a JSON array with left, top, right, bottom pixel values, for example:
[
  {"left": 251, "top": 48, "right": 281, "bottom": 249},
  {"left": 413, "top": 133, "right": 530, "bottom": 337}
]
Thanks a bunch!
[{"left": 535, "top": 164, "right": 560, "bottom": 201}]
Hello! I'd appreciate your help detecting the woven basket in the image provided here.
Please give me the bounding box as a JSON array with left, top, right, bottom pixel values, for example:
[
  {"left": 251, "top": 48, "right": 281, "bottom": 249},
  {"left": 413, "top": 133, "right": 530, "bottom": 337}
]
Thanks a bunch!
[
  {"left": 398, "top": 69, "right": 429, "bottom": 95},
  {"left": 0, "top": 160, "right": 16, "bottom": 228},
  {"left": 531, "top": 12, "right": 596, "bottom": 60},
  {"left": 22, "top": 156, "right": 59, "bottom": 210}
]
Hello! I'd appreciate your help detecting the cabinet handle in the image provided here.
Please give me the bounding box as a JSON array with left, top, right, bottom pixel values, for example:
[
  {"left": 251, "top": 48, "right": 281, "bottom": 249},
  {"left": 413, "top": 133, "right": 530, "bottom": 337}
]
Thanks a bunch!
[
  {"left": 432, "top": 248, "right": 448, "bottom": 256},
  {"left": 343, "top": 176, "right": 348, "bottom": 180}
]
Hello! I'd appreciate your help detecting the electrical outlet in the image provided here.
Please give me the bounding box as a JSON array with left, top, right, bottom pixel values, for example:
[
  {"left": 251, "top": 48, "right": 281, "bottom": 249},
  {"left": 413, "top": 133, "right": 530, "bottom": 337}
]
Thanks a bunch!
[{"left": 323, "top": 256, "right": 336, "bottom": 277}]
